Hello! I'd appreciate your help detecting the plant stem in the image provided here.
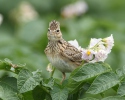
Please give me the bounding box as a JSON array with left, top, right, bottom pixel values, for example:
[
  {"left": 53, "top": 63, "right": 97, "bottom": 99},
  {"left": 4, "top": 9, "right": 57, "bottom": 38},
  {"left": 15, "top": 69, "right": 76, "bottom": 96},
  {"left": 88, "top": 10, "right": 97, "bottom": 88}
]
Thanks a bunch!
[{"left": 50, "top": 67, "right": 55, "bottom": 78}]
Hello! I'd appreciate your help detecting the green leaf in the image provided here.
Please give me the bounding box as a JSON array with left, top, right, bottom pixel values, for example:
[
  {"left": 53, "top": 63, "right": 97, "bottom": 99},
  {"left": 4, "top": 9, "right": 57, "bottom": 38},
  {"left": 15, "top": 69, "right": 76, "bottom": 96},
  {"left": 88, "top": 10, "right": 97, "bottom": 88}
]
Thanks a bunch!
[
  {"left": 0, "top": 77, "right": 19, "bottom": 100},
  {"left": 72, "top": 63, "right": 111, "bottom": 82},
  {"left": 101, "top": 96, "right": 125, "bottom": 100},
  {"left": 0, "top": 77, "right": 17, "bottom": 92},
  {"left": 68, "top": 90, "right": 80, "bottom": 100},
  {"left": 0, "top": 58, "right": 12, "bottom": 70},
  {"left": 79, "top": 97, "right": 99, "bottom": 100},
  {"left": 116, "top": 65, "right": 125, "bottom": 77},
  {"left": 32, "top": 86, "right": 47, "bottom": 100},
  {"left": 67, "top": 63, "right": 111, "bottom": 93},
  {"left": 22, "top": 91, "right": 34, "bottom": 100},
  {"left": 50, "top": 84, "right": 69, "bottom": 100},
  {"left": 68, "top": 83, "right": 91, "bottom": 100},
  {"left": 0, "top": 58, "right": 25, "bottom": 74},
  {"left": 41, "top": 78, "right": 54, "bottom": 90},
  {"left": 17, "top": 69, "right": 42, "bottom": 93},
  {"left": 117, "top": 79, "right": 125, "bottom": 96},
  {"left": 87, "top": 72, "right": 120, "bottom": 94},
  {"left": 45, "top": 94, "right": 52, "bottom": 100}
]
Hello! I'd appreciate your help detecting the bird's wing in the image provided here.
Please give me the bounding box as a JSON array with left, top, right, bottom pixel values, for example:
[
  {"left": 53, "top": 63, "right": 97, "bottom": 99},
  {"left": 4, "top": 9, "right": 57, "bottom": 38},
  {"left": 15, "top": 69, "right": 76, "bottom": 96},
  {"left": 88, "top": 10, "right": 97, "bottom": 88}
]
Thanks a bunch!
[{"left": 60, "top": 43, "right": 82, "bottom": 65}]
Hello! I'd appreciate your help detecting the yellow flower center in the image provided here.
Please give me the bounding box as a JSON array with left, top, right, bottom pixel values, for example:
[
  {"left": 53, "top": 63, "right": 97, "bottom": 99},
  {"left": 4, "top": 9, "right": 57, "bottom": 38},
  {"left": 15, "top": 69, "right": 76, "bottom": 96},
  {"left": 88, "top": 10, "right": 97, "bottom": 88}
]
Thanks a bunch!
[{"left": 87, "top": 50, "right": 91, "bottom": 56}]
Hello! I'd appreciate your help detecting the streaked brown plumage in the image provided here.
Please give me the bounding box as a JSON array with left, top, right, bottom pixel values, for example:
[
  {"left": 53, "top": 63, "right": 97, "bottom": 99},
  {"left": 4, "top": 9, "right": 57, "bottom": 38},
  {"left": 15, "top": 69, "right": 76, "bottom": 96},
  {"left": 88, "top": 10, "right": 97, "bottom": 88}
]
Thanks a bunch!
[{"left": 44, "top": 20, "right": 82, "bottom": 83}]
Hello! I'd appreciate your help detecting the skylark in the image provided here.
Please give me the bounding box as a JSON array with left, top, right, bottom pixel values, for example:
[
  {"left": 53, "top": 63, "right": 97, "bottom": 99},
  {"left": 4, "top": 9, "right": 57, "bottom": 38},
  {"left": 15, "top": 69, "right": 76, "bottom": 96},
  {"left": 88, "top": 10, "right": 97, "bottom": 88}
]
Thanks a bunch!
[{"left": 45, "top": 20, "right": 82, "bottom": 83}]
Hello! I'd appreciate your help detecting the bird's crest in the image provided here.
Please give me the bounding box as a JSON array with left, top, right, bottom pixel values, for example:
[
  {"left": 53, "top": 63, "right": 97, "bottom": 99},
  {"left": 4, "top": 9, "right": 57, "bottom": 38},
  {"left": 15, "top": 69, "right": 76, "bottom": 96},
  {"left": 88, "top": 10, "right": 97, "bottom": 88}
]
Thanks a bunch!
[{"left": 49, "top": 20, "right": 60, "bottom": 30}]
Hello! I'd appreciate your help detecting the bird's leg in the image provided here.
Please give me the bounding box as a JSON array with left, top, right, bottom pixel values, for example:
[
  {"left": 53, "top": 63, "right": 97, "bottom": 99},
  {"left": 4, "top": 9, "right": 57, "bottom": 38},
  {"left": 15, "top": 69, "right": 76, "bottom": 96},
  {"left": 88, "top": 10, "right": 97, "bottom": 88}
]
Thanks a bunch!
[{"left": 60, "top": 72, "right": 66, "bottom": 84}]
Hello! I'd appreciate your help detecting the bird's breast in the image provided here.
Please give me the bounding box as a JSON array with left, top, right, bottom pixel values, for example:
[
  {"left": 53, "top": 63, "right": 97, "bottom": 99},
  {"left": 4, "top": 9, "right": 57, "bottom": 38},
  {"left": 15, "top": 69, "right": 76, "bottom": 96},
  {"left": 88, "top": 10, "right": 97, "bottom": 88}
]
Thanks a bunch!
[{"left": 47, "top": 55, "right": 75, "bottom": 73}]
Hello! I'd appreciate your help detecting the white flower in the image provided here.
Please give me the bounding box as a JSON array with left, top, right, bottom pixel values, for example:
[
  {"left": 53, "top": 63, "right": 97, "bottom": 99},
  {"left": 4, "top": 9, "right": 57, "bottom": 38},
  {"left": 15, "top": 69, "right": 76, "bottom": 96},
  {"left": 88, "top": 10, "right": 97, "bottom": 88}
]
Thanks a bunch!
[
  {"left": 102, "top": 34, "right": 114, "bottom": 53},
  {"left": 61, "top": 1, "right": 88, "bottom": 18},
  {"left": 46, "top": 63, "right": 53, "bottom": 73},
  {"left": 68, "top": 39, "right": 83, "bottom": 51},
  {"left": 82, "top": 34, "right": 114, "bottom": 63},
  {"left": 19, "top": 2, "right": 38, "bottom": 22},
  {"left": 91, "top": 50, "right": 108, "bottom": 63},
  {"left": 82, "top": 49, "right": 94, "bottom": 62},
  {"left": 89, "top": 38, "right": 102, "bottom": 48},
  {"left": 10, "top": 1, "right": 38, "bottom": 24}
]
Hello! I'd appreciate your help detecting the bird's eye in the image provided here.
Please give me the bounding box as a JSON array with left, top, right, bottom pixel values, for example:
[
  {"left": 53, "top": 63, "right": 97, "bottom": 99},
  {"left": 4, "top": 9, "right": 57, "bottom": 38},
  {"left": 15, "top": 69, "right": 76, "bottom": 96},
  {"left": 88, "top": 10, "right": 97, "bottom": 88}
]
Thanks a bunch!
[
  {"left": 48, "top": 28, "right": 50, "bottom": 31},
  {"left": 56, "top": 30, "right": 60, "bottom": 32}
]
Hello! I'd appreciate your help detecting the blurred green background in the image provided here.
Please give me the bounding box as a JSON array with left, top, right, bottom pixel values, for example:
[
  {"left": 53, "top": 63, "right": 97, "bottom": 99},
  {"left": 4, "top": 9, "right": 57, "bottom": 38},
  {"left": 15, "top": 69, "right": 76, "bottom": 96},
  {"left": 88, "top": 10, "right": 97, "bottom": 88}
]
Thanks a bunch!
[{"left": 0, "top": 0, "right": 125, "bottom": 79}]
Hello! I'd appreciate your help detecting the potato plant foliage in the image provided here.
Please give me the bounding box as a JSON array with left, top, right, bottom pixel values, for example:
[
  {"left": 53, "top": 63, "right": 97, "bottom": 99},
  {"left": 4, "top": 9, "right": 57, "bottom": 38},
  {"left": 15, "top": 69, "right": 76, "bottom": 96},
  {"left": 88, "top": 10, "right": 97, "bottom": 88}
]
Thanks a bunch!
[{"left": 0, "top": 59, "right": 125, "bottom": 100}]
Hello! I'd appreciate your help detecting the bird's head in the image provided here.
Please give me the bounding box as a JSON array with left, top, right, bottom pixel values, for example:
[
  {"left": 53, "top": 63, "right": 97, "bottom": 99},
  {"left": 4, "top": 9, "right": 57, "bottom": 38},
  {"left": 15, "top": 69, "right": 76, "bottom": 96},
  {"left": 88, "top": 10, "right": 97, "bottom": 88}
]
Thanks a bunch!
[{"left": 47, "top": 20, "right": 62, "bottom": 41}]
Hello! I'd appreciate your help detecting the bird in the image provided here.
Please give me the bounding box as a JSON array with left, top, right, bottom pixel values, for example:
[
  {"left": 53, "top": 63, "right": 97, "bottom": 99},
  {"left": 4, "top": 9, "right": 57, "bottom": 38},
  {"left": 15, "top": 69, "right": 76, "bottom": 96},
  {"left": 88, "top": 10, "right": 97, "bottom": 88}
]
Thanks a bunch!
[{"left": 44, "top": 20, "right": 83, "bottom": 83}]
